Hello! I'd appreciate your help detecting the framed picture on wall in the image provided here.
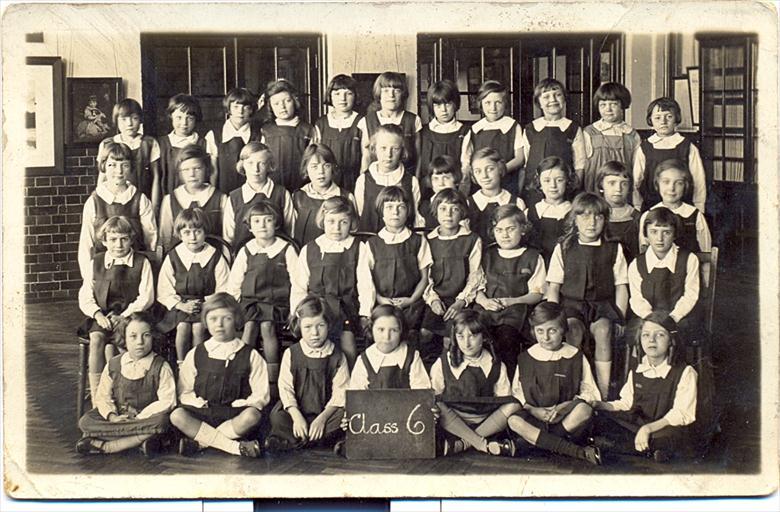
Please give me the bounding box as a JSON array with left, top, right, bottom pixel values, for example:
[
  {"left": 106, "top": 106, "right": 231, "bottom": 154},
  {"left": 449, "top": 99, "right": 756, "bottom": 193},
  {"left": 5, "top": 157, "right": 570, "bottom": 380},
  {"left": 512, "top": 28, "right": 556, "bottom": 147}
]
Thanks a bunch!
[
  {"left": 66, "top": 77, "right": 122, "bottom": 145},
  {"left": 25, "top": 57, "right": 64, "bottom": 175}
]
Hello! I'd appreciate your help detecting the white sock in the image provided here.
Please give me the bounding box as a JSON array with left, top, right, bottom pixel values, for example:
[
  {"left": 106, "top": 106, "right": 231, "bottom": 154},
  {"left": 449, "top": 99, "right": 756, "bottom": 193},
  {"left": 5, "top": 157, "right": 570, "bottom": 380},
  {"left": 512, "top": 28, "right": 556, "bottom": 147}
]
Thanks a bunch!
[
  {"left": 217, "top": 420, "right": 240, "bottom": 440},
  {"left": 595, "top": 360, "right": 612, "bottom": 398},
  {"left": 193, "top": 423, "right": 240, "bottom": 455}
]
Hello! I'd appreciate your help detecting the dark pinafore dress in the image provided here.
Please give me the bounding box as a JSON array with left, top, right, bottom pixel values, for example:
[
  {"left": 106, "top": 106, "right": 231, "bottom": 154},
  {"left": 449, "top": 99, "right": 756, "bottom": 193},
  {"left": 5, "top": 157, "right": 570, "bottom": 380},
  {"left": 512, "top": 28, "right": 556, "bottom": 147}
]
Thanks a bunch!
[
  {"left": 183, "top": 343, "right": 255, "bottom": 426},
  {"left": 158, "top": 135, "right": 208, "bottom": 196},
  {"left": 238, "top": 241, "right": 291, "bottom": 323},
  {"left": 672, "top": 207, "right": 703, "bottom": 253},
  {"left": 516, "top": 348, "right": 583, "bottom": 429},
  {"left": 101, "top": 136, "right": 158, "bottom": 200},
  {"left": 638, "top": 137, "right": 692, "bottom": 210},
  {"left": 421, "top": 231, "right": 480, "bottom": 334},
  {"left": 367, "top": 233, "right": 425, "bottom": 327},
  {"left": 606, "top": 208, "right": 641, "bottom": 263},
  {"left": 438, "top": 353, "right": 513, "bottom": 415},
  {"left": 306, "top": 239, "right": 361, "bottom": 333},
  {"left": 527, "top": 202, "right": 568, "bottom": 266},
  {"left": 168, "top": 187, "right": 225, "bottom": 244},
  {"left": 523, "top": 121, "right": 579, "bottom": 204},
  {"left": 470, "top": 120, "right": 520, "bottom": 195},
  {"left": 357, "top": 170, "right": 416, "bottom": 233},
  {"left": 361, "top": 346, "right": 415, "bottom": 389},
  {"left": 364, "top": 111, "right": 419, "bottom": 176},
  {"left": 292, "top": 187, "right": 349, "bottom": 247},
  {"left": 157, "top": 247, "right": 223, "bottom": 332},
  {"left": 418, "top": 124, "right": 469, "bottom": 194},
  {"left": 262, "top": 121, "right": 314, "bottom": 192},
  {"left": 473, "top": 246, "right": 540, "bottom": 332},
  {"left": 559, "top": 241, "right": 624, "bottom": 325},
  {"left": 78, "top": 354, "right": 170, "bottom": 436},
  {"left": 229, "top": 183, "right": 288, "bottom": 252},
  {"left": 315, "top": 114, "right": 363, "bottom": 191},
  {"left": 91, "top": 189, "right": 146, "bottom": 256},
  {"left": 215, "top": 123, "right": 262, "bottom": 195}
]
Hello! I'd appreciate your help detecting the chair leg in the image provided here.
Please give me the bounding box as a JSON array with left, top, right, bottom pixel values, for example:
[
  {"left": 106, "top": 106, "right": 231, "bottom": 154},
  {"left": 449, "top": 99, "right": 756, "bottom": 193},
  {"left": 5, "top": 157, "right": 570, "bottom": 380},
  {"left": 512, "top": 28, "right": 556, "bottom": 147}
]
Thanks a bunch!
[{"left": 77, "top": 341, "right": 89, "bottom": 421}]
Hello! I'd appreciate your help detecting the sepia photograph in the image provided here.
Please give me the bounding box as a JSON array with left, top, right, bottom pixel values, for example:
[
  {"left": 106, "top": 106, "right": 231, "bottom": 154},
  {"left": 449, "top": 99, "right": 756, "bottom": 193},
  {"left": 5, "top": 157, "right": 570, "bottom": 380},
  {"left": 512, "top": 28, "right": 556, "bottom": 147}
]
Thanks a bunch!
[{"left": 2, "top": 0, "right": 778, "bottom": 501}]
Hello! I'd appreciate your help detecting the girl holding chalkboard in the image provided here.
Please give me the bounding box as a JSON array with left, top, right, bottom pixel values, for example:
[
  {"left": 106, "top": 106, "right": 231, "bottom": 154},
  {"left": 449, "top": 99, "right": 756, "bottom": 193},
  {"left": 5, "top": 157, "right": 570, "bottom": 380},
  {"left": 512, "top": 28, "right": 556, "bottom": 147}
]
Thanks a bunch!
[{"left": 430, "top": 310, "right": 517, "bottom": 456}]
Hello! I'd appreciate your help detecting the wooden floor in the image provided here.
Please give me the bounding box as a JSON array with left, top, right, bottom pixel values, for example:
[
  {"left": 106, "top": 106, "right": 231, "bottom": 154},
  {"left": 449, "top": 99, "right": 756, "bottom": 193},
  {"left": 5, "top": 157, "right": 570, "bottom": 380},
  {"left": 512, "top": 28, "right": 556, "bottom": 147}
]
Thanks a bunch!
[{"left": 23, "top": 270, "right": 761, "bottom": 476}]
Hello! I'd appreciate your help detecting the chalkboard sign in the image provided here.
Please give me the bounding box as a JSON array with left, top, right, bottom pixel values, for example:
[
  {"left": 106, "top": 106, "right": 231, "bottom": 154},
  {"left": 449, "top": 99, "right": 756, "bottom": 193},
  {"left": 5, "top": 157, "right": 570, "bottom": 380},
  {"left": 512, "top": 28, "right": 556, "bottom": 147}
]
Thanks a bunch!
[{"left": 345, "top": 389, "right": 436, "bottom": 460}]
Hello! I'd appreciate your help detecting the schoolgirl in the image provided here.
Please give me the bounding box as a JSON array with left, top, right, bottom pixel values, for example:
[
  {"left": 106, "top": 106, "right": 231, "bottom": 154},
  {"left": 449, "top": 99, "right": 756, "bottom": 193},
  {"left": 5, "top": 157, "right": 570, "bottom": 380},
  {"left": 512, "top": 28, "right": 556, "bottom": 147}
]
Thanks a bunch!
[
  {"left": 158, "top": 93, "right": 208, "bottom": 195},
  {"left": 526, "top": 156, "right": 575, "bottom": 265}
]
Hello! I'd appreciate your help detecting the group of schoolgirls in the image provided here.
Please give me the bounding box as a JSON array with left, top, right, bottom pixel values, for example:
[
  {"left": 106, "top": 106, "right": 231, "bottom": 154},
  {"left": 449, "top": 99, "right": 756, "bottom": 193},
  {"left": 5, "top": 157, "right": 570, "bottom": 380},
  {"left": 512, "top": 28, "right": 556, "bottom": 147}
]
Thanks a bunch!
[{"left": 74, "top": 70, "right": 709, "bottom": 464}]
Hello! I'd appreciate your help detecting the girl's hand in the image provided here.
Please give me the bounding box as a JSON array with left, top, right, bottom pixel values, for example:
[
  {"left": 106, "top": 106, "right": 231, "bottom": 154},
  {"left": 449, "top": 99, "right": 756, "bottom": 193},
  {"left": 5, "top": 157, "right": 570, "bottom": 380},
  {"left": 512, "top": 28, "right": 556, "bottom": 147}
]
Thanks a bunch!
[
  {"left": 95, "top": 312, "right": 112, "bottom": 330},
  {"left": 308, "top": 416, "right": 327, "bottom": 442},
  {"left": 529, "top": 406, "right": 549, "bottom": 422},
  {"left": 108, "top": 413, "right": 129, "bottom": 423},
  {"left": 634, "top": 425, "right": 651, "bottom": 452},
  {"left": 392, "top": 297, "right": 413, "bottom": 309},
  {"left": 359, "top": 317, "right": 371, "bottom": 331},
  {"left": 375, "top": 295, "right": 393, "bottom": 306},
  {"left": 292, "top": 415, "right": 309, "bottom": 441},
  {"left": 431, "top": 404, "right": 441, "bottom": 421},
  {"left": 614, "top": 323, "right": 625, "bottom": 339},
  {"left": 106, "top": 312, "right": 120, "bottom": 329},
  {"left": 176, "top": 300, "right": 199, "bottom": 315},
  {"left": 339, "top": 412, "right": 349, "bottom": 432},
  {"left": 442, "top": 300, "right": 466, "bottom": 321},
  {"left": 431, "top": 300, "right": 446, "bottom": 316},
  {"left": 479, "top": 297, "right": 504, "bottom": 312}
]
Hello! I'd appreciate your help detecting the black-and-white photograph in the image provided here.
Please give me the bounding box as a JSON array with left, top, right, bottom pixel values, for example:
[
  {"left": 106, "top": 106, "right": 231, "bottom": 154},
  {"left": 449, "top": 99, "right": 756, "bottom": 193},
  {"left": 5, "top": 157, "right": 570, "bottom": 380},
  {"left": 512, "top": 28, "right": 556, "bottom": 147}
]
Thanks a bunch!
[{"left": 2, "top": 0, "right": 777, "bottom": 500}]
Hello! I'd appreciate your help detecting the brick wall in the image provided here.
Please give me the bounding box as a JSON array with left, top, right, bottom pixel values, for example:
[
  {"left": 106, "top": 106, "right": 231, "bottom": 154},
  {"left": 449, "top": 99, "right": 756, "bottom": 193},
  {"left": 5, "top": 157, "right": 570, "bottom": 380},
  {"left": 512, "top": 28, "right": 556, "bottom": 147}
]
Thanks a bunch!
[{"left": 24, "top": 146, "right": 98, "bottom": 303}]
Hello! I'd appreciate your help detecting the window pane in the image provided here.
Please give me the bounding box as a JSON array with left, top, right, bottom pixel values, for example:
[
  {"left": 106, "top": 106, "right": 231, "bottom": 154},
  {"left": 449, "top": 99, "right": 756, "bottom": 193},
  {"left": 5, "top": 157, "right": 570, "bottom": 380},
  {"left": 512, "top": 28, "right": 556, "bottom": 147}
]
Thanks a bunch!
[
  {"left": 243, "top": 47, "right": 276, "bottom": 95},
  {"left": 153, "top": 47, "right": 189, "bottom": 96},
  {"left": 454, "top": 47, "right": 482, "bottom": 121},
  {"left": 191, "top": 46, "right": 226, "bottom": 96},
  {"left": 483, "top": 47, "right": 511, "bottom": 86},
  {"left": 277, "top": 47, "right": 309, "bottom": 93}
]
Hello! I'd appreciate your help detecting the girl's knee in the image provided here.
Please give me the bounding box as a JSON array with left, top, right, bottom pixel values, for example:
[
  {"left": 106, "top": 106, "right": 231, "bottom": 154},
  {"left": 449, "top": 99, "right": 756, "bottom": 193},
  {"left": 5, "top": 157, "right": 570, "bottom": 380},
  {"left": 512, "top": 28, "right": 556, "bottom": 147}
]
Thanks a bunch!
[
  {"left": 89, "top": 333, "right": 106, "bottom": 348},
  {"left": 259, "top": 321, "right": 275, "bottom": 336},
  {"left": 236, "top": 408, "right": 263, "bottom": 430},
  {"left": 571, "top": 401, "right": 593, "bottom": 420},
  {"left": 169, "top": 407, "right": 191, "bottom": 427},
  {"left": 590, "top": 319, "right": 611, "bottom": 339},
  {"left": 507, "top": 415, "right": 531, "bottom": 435}
]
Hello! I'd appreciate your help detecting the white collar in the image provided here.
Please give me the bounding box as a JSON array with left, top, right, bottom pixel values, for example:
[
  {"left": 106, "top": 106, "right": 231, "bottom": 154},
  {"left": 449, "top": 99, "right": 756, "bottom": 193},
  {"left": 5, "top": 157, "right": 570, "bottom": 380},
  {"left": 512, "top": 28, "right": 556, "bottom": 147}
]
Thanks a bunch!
[
  {"left": 95, "top": 182, "right": 137, "bottom": 205},
  {"left": 241, "top": 180, "right": 276, "bottom": 203},
  {"left": 299, "top": 340, "right": 335, "bottom": 358},
  {"left": 429, "top": 118, "right": 463, "bottom": 134},
  {"left": 635, "top": 356, "right": 672, "bottom": 378},
  {"left": 275, "top": 116, "right": 300, "bottom": 127},
  {"left": 648, "top": 132, "right": 685, "bottom": 146},
  {"left": 314, "top": 234, "right": 355, "bottom": 253},
  {"left": 173, "top": 184, "right": 216, "bottom": 207},
  {"left": 592, "top": 119, "right": 633, "bottom": 134},
  {"left": 447, "top": 350, "right": 494, "bottom": 379},
  {"left": 377, "top": 227, "right": 412, "bottom": 244},
  {"left": 112, "top": 133, "right": 144, "bottom": 150},
  {"left": 203, "top": 337, "right": 245, "bottom": 358},
  {"left": 168, "top": 132, "right": 200, "bottom": 148},
  {"left": 472, "top": 116, "right": 516, "bottom": 134},
  {"left": 609, "top": 205, "right": 636, "bottom": 222},
  {"left": 326, "top": 111, "right": 358, "bottom": 128},
  {"left": 244, "top": 237, "right": 289, "bottom": 259},
  {"left": 534, "top": 200, "right": 572, "bottom": 219},
  {"left": 174, "top": 243, "right": 217, "bottom": 269},
  {"left": 368, "top": 162, "right": 406, "bottom": 186},
  {"left": 532, "top": 117, "right": 573, "bottom": 131},
  {"left": 427, "top": 225, "right": 471, "bottom": 240},
  {"left": 104, "top": 250, "right": 135, "bottom": 269},
  {"left": 221, "top": 120, "right": 252, "bottom": 144},
  {"left": 376, "top": 110, "right": 404, "bottom": 124},
  {"left": 302, "top": 182, "right": 341, "bottom": 200},
  {"left": 120, "top": 351, "right": 154, "bottom": 370},
  {"left": 496, "top": 246, "right": 528, "bottom": 258},
  {"left": 365, "top": 342, "right": 409, "bottom": 370},
  {"left": 644, "top": 244, "right": 679, "bottom": 272},
  {"left": 472, "top": 189, "right": 511, "bottom": 210},
  {"left": 578, "top": 238, "right": 603, "bottom": 247},
  {"left": 527, "top": 342, "right": 579, "bottom": 361},
  {"left": 650, "top": 201, "right": 696, "bottom": 216}
]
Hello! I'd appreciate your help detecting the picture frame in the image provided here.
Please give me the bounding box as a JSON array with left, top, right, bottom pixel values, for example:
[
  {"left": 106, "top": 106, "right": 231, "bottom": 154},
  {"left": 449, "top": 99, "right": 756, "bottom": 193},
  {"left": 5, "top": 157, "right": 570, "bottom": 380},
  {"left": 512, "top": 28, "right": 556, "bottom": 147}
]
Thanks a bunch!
[
  {"left": 66, "top": 77, "right": 122, "bottom": 145},
  {"left": 688, "top": 66, "right": 701, "bottom": 125},
  {"left": 25, "top": 56, "right": 64, "bottom": 175}
]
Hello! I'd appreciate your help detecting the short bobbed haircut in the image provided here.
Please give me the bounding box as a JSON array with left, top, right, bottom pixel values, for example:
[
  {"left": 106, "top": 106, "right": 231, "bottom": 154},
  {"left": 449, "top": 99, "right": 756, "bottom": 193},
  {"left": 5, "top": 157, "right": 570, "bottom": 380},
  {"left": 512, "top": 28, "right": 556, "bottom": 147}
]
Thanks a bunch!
[
  {"left": 176, "top": 143, "right": 211, "bottom": 173},
  {"left": 290, "top": 294, "right": 335, "bottom": 338},
  {"left": 223, "top": 87, "right": 257, "bottom": 114},
  {"left": 490, "top": 204, "right": 532, "bottom": 240},
  {"left": 97, "top": 215, "right": 136, "bottom": 241},
  {"left": 236, "top": 142, "right": 275, "bottom": 175},
  {"left": 366, "top": 304, "right": 407, "bottom": 344},
  {"left": 315, "top": 196, "right": 358, "bottom": 231},
  {"left": 173, "top": 207, "right": 208, "bottom": 235},
  {"left": 652, "top": 158, "right": 691, "bottom": 194},
  {"left": 430, "top": 188, "right": 468, "bottom": 219},
  {"left": 372, "top": 72, "right": 409, "bottom": 106},
  {"left": 476, "top": 80, "right": 508, "bottom": 115},
  {"left": 449, "top": 309, "right": 493, "bottom": 367},
  {"left": 470, "top": 147, "right": 507, "bottom": 177},
  {"left": 533, "top": 78, "right": 567, "bottom": 107},
  {"left": 369, "top": 124, "right": 408, "bottom": 162},
  {"left": 264, "top": 79, "right": 301, "bottom": 119},
  {"left": 200, "top": 292, "right": 245, "bottom": 330},
  {"left": 429, "top": 154, "right": 463, "bottom": 184},
  {"left": 593, "top": 82, "right": 632, "bottom": 110},
  {"left": 595, "top": 160, "right": 632, "bottom": 191},
  {"left": 166, "top": 93, "right": 203, "bottom": 121},
  {"left": 646, "top": 97, "right": 682, "bottom": 126},
  {"left": 426, "top": 79, "right": 461, "bottom": 112},
  {"left": 241, "top": 199, "right": 282, "bottom": 231},
  {"left": 642, "top": 206, "right": 682, "bottom": 238},
  {"left": 300, "top": 143, "right": 338, "bottom": 180},
  {"left": 534, "top": 155, "right": 576, "bottom": 193},
  {"left": 635, "top": 311, "right": 683, "bottom": 366},
  {"left": 112, "top": 98, "right": 143, "bottom": 125},
  {"left": 375, "top": 185, "right": 412, "bottom": 222},
  {"left": 528, "top": 301, "right": 568, "bottom": 333},
  {"left": 325, "top": 74, "right": 358, "bottom": 105},
  {"left": 98, "top": 141, "right": 133, "bottom": 173}
]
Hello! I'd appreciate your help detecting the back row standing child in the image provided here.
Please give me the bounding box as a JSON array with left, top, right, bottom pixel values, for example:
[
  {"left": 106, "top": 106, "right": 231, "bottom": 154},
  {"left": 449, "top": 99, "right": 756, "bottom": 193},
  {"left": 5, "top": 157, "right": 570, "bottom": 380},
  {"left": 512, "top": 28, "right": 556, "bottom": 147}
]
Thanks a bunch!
[
  {"left": 358, "top": 71, "right": 422, "bottom": 176},
  {"left": 261, "top": 79, "right": 316, "bottom": 193},
  {"left": 98, "top": 98, "right": 162, "bottom": 213},
  {"left": 158, "top": 94, "right": 208, "bottom": 196},
  {"left": 205, "top": 87, "right": 261, "bottom": 195},
  {"left": 314, "top": 75, "right": 364, "bottom": 192}
]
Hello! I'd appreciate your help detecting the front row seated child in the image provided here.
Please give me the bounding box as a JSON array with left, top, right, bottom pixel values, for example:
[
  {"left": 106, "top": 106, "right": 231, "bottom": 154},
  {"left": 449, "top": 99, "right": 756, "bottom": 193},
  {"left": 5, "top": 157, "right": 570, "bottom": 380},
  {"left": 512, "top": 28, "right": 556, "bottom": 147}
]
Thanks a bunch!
[
  {"left": 431, "top": 310, "right": 517, "bottom": 456},
  {"left": 628, "top": 207, "right": 701, "bottom": 342},
  {"left": 290, "top": 196, "right": 365, "bottom": 369},
  {"left": 418, "top": 154, "right": 463, "bottom": 228},
  {"left": 638, "top": 159, "right": 712, "bottom": 254},
  {"left": 593, "top": 311, "right": 698, "bottom": 462},
  {"left": 597, "top": 161, "right": 641, "bottom": 263},
  {"left": 546, "top": 192, "right": 629, "bottom": 398},
  {"left": 420, "top": 188, "right": 482, "bottom": 367},
  {"left": 171, "top": 293, "right": 268, "bottom": 458},
  {"left": 226, "top": 201, "right": 299, "bottom": 386},
  {"left": 358, "top": 186, "right": 432, "bottom": 345},
  {"left": 158, "top": 144, "right": 228, "bottom": 254},
  {"left": 264, "top": 295, "right": 350, "bottom": 453},
  {"left": 78, "top": 141, "right": 158, "bottom": 279},
  {"left": 355, "top": 124, "right": 423, "bottom": 233},
  {"left": 473, "top": 205, "right": 545, "bottom": 379},
  {"left": 526, "top": 156, "right": 575, "bottom": 265},
  {"left": 223, "top": 142, "right": 295, "bottom": 252},
  {"left": 78, "top": 216, "right": 155, "bottom": 403},
  {"left": 157, "top": 207, "right": 231, "bottom": 365},
  {"left": 349, "top": 305, "right": 431, "bottom": 390},
  {"left": 507, "top": 301, "right": 602, "bottom": 465},
  {"left": 467, "top": 147, "right": 527, "bottom": 243},
  {"left": 77, "top": 312, "right": 176, "bottom": 456},
  {"left": 293, "top": 143, "right": 357, "bottom": 248}
]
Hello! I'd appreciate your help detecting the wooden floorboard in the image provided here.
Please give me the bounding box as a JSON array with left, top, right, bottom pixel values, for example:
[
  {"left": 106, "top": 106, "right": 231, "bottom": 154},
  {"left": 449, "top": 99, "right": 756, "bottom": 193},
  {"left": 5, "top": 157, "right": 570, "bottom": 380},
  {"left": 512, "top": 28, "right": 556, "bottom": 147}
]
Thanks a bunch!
[{"left": 21, "top": 270, "right": 762, "bottom": 475}]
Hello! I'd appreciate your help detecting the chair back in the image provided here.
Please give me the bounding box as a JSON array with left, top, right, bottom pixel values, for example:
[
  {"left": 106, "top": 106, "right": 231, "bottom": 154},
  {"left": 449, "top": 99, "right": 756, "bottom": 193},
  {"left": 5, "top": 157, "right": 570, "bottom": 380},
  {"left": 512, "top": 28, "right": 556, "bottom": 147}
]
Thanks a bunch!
[{"left": 695, "top": 247, "right": 718, "bottom": 335}]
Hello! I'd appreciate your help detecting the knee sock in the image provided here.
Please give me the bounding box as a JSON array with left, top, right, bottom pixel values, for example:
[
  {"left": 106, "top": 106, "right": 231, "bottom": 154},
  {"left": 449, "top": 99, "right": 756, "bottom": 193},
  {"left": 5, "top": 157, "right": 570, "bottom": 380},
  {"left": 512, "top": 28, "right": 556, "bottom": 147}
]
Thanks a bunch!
[
  {"left": 193, "top": 422, "right": 240, "bottom": 455},
  {"left": 439, "top": 405, "right": 487, "bottom": 452},
  {"left": 88, "top": 373, "right": 102, "bottom": 406},
  {"left": 595, "top": 361, "right": 612, "bottom": 398},
  {"left": 217, "top": 420, "right": 240, "bottom": 440},
  {"left": 100, "top": 434, "right": 148, "bottom": 453},
  {"left": 534, "top": 430, "right": 587, "bottom": 461},
  {"left": 474, "top": 409, "right": 510, "bottom": 439}
]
